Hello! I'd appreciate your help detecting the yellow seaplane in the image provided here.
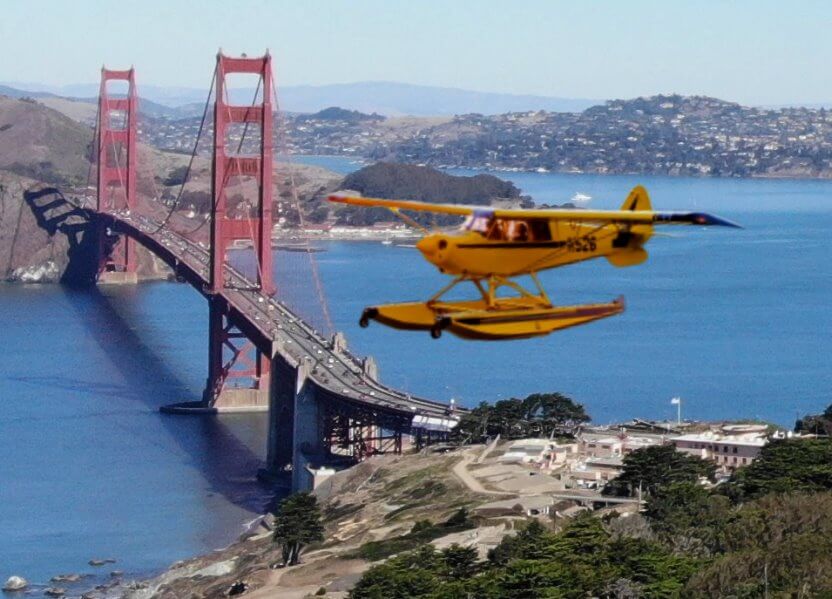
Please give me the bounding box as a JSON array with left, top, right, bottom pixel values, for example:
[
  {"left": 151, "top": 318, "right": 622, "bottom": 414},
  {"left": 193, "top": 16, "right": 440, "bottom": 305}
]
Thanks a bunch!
[{"left": 328, "top": 186, "right": 740, "bottom": 340}]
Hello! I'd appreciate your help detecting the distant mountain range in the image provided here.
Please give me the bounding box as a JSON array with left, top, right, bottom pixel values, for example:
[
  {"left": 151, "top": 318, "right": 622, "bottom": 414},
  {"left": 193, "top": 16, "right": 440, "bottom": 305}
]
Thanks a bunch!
[
  {"left": 0, "top": 80, "right": 600, "bottom": 117},
  {"left": 276, "top": 82, "right": 601, "bottom": 116}
]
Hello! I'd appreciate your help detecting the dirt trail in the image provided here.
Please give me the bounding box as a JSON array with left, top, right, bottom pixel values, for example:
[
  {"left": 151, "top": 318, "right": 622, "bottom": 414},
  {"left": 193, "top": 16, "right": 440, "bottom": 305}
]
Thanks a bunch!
[{"left": 452, "top": 449, "right": 514, "bottom": 496}]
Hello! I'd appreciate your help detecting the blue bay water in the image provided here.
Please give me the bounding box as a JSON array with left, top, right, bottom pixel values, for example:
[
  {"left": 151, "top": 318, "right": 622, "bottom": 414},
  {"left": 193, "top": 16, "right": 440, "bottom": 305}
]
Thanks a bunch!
[
  {"left": 1, "top": 157, "right": 831, "bottom": 590},
  {"left": 319, "top": 211, "right": 832, "bottom": 425},
  {"left": 0, "top": 285, "right": 272, "bottom": 591}
]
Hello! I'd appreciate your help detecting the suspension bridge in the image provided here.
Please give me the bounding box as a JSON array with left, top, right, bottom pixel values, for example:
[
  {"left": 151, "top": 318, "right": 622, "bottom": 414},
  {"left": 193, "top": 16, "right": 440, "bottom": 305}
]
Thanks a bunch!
[{"left": 57, "top": 52, "right": 459, "bottom": 491}]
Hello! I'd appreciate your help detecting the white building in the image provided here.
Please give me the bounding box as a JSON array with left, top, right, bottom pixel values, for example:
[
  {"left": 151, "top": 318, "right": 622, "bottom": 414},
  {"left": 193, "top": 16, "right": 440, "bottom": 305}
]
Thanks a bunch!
[
  {"left": 672, "top": 424, "right": 769, "bottom": 470},
  {"left": 499, "top": 439, "right": 552, "bottom": 464},
  {"left": 578, "top": 431, "right": 666, "bottom": 459}
]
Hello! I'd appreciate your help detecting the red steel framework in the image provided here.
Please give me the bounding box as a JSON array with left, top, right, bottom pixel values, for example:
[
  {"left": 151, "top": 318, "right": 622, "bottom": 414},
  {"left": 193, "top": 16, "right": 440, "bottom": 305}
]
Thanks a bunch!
[
  {"left": 205, "top": 52, "right": 275, "bottom": 406},
  {"left": 97, "top": 67, "right": 137, "bottom": 275}
]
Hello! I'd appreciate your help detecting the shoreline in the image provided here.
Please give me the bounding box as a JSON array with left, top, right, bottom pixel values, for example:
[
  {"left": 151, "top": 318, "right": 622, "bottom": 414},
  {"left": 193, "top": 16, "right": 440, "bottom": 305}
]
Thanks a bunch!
[
  {"left": 294, "top": 153, "right": 832, "bottom": 183},
  {"left": 27, "top": 513, "right": 276, "bottom": 599}
]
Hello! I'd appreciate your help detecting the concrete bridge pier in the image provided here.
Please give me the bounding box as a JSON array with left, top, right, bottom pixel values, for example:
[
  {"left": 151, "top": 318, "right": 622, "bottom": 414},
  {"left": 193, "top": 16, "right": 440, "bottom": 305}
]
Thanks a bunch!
[
  {"left": 202, "top": 299, "right": 270, "bottom": 412},
  {"left": 291, "top": 362, "right": 328, "bottom": 492},
  {"left": 263, "top": 356, "right": 298, "bottom": 485},
  {"left": 97, "top": 220, "right": 139, "bottom": 285},
  {"left": 97, "top": 271, "right": 138, "bottom": 285},
  {"left": 262, "top": 356, "right": 329, "bottom": 492}
]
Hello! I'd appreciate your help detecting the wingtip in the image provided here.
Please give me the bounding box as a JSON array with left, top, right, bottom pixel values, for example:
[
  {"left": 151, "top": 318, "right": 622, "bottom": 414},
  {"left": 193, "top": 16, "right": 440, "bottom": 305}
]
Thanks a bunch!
[
  {"left": 327, "top": 192, "right": 353, "bottom": 203},
  {"left": 657, "top": 212, "right": 743, "bottom": 228},
  {"left": 706, "top": 214, "right": 743, "bottom": 228},
  {"left": 697, "top": 213, "right": 743, "bottom": 228}
]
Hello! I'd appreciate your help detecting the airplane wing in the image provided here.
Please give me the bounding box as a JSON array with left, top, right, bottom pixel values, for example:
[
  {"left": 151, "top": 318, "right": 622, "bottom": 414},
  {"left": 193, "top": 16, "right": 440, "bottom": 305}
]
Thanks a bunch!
[
  {"left": 491, "top": 207, "right": 742, "bottom": 227},
  {"left": 327, "top": 193, "right": 741, "bottom": 228},
  {"left": 328, "top": 193, "right": 476, "bottom": 216}
]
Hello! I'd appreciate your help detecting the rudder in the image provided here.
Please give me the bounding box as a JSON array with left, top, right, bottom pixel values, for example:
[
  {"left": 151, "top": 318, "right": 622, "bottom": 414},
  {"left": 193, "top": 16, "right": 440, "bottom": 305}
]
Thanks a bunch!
[
  {"left": 608, "top": 185, "right": 652, "bottom": 268},
  {"left": 620, "top": 185, "right": 652, "bottom": 212}
]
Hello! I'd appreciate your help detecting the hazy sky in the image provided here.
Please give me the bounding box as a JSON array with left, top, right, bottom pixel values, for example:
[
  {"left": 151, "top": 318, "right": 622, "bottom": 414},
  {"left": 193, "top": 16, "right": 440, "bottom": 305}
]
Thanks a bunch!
[{"left": 1, "top": 0, "right": 830, "bottom": 104}]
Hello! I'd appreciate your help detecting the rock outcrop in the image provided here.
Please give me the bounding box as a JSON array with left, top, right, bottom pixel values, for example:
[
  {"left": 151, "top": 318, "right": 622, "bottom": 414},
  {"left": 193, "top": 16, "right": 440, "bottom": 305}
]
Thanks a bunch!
[{"left": 2, "top": 575, "right": 28, "bottom": 591}]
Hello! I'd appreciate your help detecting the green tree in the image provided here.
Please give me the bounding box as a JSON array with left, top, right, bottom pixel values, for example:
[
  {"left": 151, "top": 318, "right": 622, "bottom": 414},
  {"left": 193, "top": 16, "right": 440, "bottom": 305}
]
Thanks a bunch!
[
  {"left": 644, "top": 481, "right": 734, "bottom": 555},
  {"left": 272, "top": 492, "right": 325, "bottom": 566},
  {"left": 349, "top": 546, "right": 444, "bottom": 599},
  {"left": 645, "top": 482, "right": 725, "bottom": 531},
  {"left": 729, "top": 438, "right": 832, "bottom": 499},
  {"left": 488, "top": 519, "right": 549, "bottom": 565},
  {"left": 441, "top": 544, "right": 479, "bottom": 578},
  {"left": 685, "top": 492, "right": 832, "bottom": 596},
  {"left": 604, "top": 445, "right": 715, "bottom": 497},
  {"left": 522, "top": 392, "right": 591, "bottom": 436},
  {"left": 455, "top": 401, "right": 493, "bottom": 441},
  {"left": 795, "top": 403, "right": 832, "bottom": 436},
  {"left": 350, "top": 513, "right": 700, "bottom": 598},
  {"left": 456, "top": 393, "right": 590, "bottom": 442}
]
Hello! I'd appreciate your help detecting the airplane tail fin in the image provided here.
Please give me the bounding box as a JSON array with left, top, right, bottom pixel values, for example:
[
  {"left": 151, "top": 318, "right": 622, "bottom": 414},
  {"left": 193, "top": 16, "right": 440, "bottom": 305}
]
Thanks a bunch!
[
  {"left": 608, "top": 185, "right": 652, "bottom": 268},
  {"left": 620, "top": 185, "right": 652, "bottom": 212}
]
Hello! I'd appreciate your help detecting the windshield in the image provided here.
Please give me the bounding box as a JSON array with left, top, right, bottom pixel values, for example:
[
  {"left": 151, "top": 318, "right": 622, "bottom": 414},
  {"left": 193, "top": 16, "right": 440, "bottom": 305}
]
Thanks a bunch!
[{"left": 463, "top": 210, "right": 494, "bottom": 234}]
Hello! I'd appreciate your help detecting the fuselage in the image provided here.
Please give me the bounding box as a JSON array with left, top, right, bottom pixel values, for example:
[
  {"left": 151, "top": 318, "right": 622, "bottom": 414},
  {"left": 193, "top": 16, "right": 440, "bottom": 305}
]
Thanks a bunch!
[{"left": 415, "top": 216, "right": 653, "bottom": 277}]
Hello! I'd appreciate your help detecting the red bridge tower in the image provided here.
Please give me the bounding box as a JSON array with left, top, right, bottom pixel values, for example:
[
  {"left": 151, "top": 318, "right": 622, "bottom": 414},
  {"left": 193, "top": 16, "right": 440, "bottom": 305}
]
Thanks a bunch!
[
  {"left": 96, "top": 67, "right": 138, "bottom": 284},
  {"left": 204, "top": 52, "right": 275, "bottom": 409}
]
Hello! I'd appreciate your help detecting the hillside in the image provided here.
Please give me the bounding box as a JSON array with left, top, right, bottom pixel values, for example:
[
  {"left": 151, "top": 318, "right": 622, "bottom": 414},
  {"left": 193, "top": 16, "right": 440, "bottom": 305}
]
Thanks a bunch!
[
  {"left": 0, "top": 172, "right": 70, "bottom": 282},
  {"left": 0, "top": 94, "right": 347, "bottom": 283},
  {"left": 127, "top": 448, "right": 506, "bottom": 598},
  {"left": 119, "top": 433, "right": 832, "bottom": 598},
  {"left": 341, "top": 162, "right": 524, "bottom": 204},
  {"left": 0, "top": 95, "right": 92, "bottom": 185},
  {"left": 35, "top": 96, "right": 98, "bottom": 124},
  {"left": 297, "top": 107, "right": 384, "bottom": 123},
  {"left": 273, "top": 94, "right": 832, "bottom": 178},
  {"left": 0, "top": 96, "right": 175, "bottom": 283},
  {"left": 278, "top": 82, "right": 601, "bottom": 116},
  {"left": 334, "top": 162, "right": 531, "bottom": 226}
]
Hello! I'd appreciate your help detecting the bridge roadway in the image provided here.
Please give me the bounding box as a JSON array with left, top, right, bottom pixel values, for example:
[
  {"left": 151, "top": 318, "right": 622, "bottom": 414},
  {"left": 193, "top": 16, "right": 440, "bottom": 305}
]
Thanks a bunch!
[{"left": 95, "top": 207, "right": 458, "bottom": 424}]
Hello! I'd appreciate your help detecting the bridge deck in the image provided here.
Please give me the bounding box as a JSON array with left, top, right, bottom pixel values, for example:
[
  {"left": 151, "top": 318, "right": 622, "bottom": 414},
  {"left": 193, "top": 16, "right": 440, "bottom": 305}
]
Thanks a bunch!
[{"left": 97, "top": 209, "right": 457, "bottom": 423}]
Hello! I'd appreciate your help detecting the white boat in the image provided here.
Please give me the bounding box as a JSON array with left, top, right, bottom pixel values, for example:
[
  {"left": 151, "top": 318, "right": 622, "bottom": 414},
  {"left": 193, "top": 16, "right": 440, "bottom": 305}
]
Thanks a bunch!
[
  {"left": 381, "top": 239, "right": 393, "bottom": 245},
  {"left": 571, "top": 192, "right": 592, "bottom": 205}
]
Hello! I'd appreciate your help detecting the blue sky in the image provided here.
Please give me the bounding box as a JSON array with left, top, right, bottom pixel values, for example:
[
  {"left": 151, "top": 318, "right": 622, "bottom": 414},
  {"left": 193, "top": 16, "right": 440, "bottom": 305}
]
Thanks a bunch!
[{"left": 1, "top": 0, "right": 830, "bottom": 104}]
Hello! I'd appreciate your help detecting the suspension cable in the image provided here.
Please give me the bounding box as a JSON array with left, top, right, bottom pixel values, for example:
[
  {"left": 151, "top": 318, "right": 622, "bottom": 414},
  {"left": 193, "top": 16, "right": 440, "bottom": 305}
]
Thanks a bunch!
[
  {"left": 235, "top": 78, "right": 267, "bottom": 290},
  {"left": 185, "top": 74, "right": 261, "bottom": 237},
  {"left": 85, "top": 100, "right": 101, "bottom": 208},
  {"left": 108, "top": 127, "right": 128, "bottom": 212},
  {"left": 271, "top": 73, "right": 334, "bottom": 333},
  {"left": 151, "top": 65, "right": 217, "bottom": 234}
]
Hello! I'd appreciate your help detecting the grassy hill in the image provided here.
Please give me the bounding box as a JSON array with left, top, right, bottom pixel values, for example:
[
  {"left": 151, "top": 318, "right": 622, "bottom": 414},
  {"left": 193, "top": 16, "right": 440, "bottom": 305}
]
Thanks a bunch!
[{"left": 0, "top": 95, "right": 92, "bottom": 186}]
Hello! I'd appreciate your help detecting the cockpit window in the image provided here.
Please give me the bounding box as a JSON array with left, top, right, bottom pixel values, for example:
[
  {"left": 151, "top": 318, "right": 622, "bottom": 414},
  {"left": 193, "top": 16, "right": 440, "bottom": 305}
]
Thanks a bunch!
[
  {"left": 529, "top": 220, "right": 552, "bottom": 241},
  {"left": 506, "top": 220, "right": 530, "bottom": 241},
  {"left": 483, "top": 218, "right": 553, "bottom": 242},
  {"left": 463, "top": 210, "right": 494, "bottom": 234},
  {"left": 464, "top": 213, "right": 551, "bottom": 242}
]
